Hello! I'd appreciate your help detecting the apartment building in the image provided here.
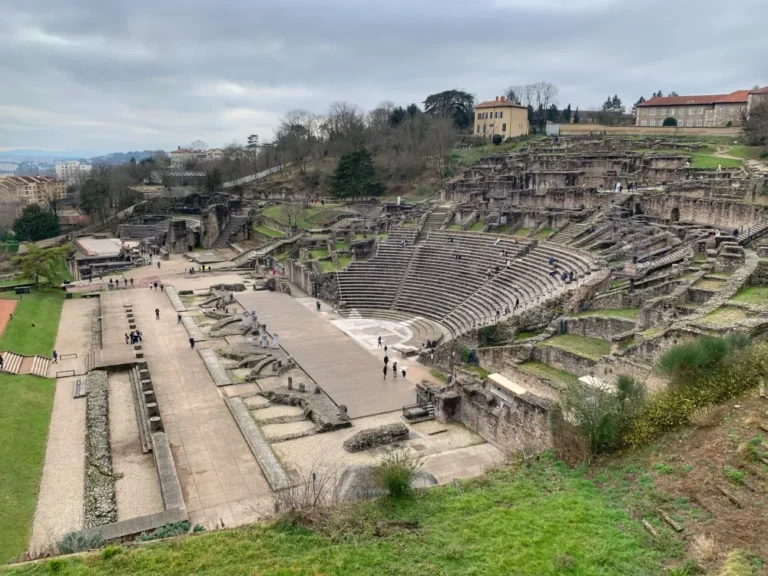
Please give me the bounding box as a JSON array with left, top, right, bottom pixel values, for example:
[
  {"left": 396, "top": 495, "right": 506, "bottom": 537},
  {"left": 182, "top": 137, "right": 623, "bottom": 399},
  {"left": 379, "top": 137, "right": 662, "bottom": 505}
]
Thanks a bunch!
[
  {"left": 55, "top": 161, "right": 92, "bottom": 184},
  {"left": 170, "top": 147, "right": 208, "bottom": 168},
  {"left": 474, "top": 96, "right": 529, "bottom": 139},
  {"left": 636, "top": 86, "right": 768, "bottom": 128},
  {"left": 0, "top": 176, "right": 66, "bottom": 207}
]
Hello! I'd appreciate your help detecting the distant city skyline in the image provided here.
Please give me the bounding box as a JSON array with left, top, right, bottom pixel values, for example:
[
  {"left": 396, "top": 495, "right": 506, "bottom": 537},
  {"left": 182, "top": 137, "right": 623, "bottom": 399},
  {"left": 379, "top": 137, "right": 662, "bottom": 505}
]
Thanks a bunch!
[{"left": 1, "top": 0, "right": 766, "bottom": 153}]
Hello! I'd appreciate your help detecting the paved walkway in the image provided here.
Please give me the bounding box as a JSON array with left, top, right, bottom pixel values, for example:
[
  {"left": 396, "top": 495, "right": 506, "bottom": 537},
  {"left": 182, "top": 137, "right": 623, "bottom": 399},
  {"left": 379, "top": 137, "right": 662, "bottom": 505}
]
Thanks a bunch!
[
  {"left": 132, "top": 288, "right": 271, "bottom": 529},
  {"left": 235, "top": 292, "right": 417, "bottom": 418},
  {"left": 29, "top": 299, "right": 95, "bottom": 553}
]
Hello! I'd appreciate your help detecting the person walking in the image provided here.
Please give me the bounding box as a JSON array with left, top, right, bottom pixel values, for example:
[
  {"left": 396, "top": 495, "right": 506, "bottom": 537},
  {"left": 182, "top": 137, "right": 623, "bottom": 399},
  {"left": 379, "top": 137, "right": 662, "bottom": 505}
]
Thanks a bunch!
[
  {"left": 189, "top": 337, "right": 195, "bottom": 349},
  {"left": 125, "top": 333, "right": 130, "bottom": 344},
  {"left": 384, "top": 345, "right": 388, "bottom": 354},
  {"left": 392, "top": 361, "right": 398, "bottom": 378},
  {"left": 160, "top": 284, "right": 164, "bottom": 293},
  {"left": 377, "top": 336, "right": 382, "bottom": 348},
  {"left": 316, "top": 301, "right": 321, "bottom": 312},
  {"left": 52, "top": 350, "right": 58, "bottom": 364},
  {"left": 401, "top": 365, "right": 407, "bottom": 379},
  {"left": 157, "top": 261, "right": 161, "bottom": 269},
  {"left": 154, "top": 282, "right": 158, "bottom": 290},
  {"left": 155, "top": 308, "right": 160, "bottom": 320},
  {"left": 130, "top": 278, "right": 134, "bottom": 287},
  {"left": 124, "top": 278, "right": 128, "bottom": 288},
  {"left": 177, "top": 313, "right": 182, "bottom": 324},
  {"left": 383, "top": 364, "right": 388, "bottom": 379},
  {"left": 384, "top": 354, "right": 389, "bottom": 366}
]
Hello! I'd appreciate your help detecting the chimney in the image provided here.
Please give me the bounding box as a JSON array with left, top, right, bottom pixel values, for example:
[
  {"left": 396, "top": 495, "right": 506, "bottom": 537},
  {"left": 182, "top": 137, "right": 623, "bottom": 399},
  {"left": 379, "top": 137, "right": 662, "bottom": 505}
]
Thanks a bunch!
[
  {"left": 500, "top": 96, "right": 506, "bottom": 102},
  {"left": 495, "top": 96, "right": 499, "bottom": 102}
]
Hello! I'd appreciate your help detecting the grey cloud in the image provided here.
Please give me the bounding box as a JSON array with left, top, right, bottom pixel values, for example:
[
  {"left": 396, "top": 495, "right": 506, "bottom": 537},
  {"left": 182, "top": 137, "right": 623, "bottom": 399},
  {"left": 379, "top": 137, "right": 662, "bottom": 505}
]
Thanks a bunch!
[{"left": 0, "top": 0, "right": 765, "bottom": 153}]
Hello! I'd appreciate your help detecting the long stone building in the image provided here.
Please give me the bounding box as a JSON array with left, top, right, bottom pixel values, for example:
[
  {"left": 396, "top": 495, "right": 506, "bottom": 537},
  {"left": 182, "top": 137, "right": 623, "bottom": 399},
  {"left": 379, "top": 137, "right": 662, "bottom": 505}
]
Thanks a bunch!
[
  {"left": 636, "top": 86, "right": 768, "bottom": 128},
  {"left": 0, "top": 176, "right": 66, "bottom": 214}
]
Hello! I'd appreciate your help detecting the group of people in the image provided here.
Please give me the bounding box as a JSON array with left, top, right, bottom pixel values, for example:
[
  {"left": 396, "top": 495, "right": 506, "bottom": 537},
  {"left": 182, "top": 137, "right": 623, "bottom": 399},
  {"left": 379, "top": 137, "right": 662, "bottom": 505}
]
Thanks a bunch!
[
  {"left": 126, "top": 330, "right": 143, "bottom": 345},
  {"left": 548, "top": 257, "right": 576, "bottom": 283},
  {"left": 187, "top": 265, "right": 212, "bottom": 275},
  {"left": 382, "top": 353, "right": 406, "bottom": 379},
  {"left": 148, "top": 282, "right": 163, "bottom": 291}
]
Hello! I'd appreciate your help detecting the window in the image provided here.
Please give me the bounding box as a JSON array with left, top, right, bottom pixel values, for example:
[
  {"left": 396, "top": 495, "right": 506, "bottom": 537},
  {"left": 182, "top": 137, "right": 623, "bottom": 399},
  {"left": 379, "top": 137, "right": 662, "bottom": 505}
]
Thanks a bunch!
[
  {"left": 502, "top": 123, "right": 507, "bottom": 132},
  {"left": 740, "top": 106, "right": 745, "bottom": 112},
  {"left": 680, "top": 109, "right": 685, "bottom": 115},
  {"left": 650, "top": 109, "right": 656, "bottom": 115},
  {"left": 679, "top": 118, "right": 685, "bottom": 126},
  {"left": 659, "top": 108, "right": 666, "bottom": 115},
  {"left": 718, "top": 107, "right": 724, "bottom": 113},
  {"left": 669, "top": 108, "right": 675, "bottom": 115},
  {"left": 696, "top": 119, "right": 703, "bottom": 126},
  {"left": 687, "top": 119, "right": 693, "bottom": 127},
  {"left": 650, "top": 120, "right": 656, "bottom": 126},
  {"left": 483, "top": 125, "right": 486, "bottom": 134},
  {"left": 699, "top": 108, "right": 704, "bottom": 114},
  {"left": 498, "top": 111, "right": 503, "bottom": 118},
  {"left": 641, "top": 120, "right": 647, "bottom": 126},
  {"left": 689, "top": 108, "right": 694, "bottom": 115}
]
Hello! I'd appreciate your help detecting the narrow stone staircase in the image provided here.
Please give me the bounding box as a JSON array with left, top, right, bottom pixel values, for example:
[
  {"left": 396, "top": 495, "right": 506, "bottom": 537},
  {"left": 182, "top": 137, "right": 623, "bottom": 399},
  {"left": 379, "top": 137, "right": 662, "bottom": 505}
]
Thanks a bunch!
[
  {"left": 0, "top": 352, "right": 50, "bottom": 377},
  {"left": 212, "top": 216, "right": 248, "bottom": 249},
  {"left": 231, "top": 232, "right": 303, "bottom": 267},
  {"left": 737, "top": 220, "right": 768, "bottom": 245},
  {"left": 422, "top": 208, "right": 450, "bottom": 235}
]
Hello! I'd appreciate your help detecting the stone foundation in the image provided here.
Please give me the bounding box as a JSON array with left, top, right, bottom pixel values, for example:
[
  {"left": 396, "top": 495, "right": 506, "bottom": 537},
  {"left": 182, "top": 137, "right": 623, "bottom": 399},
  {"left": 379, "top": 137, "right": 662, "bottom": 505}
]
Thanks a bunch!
[{"left": 84, "top": 370, "right": 117, "bottom": 528}]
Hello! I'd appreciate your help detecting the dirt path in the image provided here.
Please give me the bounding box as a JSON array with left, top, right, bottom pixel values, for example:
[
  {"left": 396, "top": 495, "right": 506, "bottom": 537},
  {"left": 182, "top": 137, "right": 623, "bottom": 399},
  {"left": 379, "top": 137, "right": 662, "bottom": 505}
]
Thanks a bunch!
[
  {"left": 108, "top": 372, "right": 164, "bottom": 521},
  {"left": 29, "top": 299, "right": 95, "bottom": 554},
  {"left": 0, "top": 299, "right": 17, "bottom": 338}
]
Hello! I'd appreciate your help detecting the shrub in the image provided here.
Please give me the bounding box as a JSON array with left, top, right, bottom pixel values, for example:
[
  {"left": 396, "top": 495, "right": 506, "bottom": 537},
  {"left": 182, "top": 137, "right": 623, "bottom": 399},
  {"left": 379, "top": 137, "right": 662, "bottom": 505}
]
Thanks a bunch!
[
  {"left": 627, "top": 343, "right": 767, "bottom": 447},
  {"left": 662, "top": 117, "right": 678, "bottom": 127},
  {"left": 58, "top": 531, "right": 106, "bottom": 555},
  {"left": 137, "top": 521, "right": 191, "bottom": 542},
  {"left": 100, "top": 545, "right": 121, "bottom": 560},
  {"left": 46, "top": 559, "right": 64, "bottom": 572},
  {"left": 374, "top": 449, "right": 422, "bottom": 498},
  {"left": 492, "top": 134, "right": 503, "bottom": 145},
  {"left": 559, "top": 376, "right": 645, "bottom": 455},
  {"left": 460, "top": 346, "right": 472, "bottom": 364},
  {"left": 723, "top": 466, "right": 745, "bottom": 484},
  {"left": 657, "top": 335, "right": 750, "bottom": 386},
  {"left": 478, "top": 324, "right": 510, "bottom": 347}
]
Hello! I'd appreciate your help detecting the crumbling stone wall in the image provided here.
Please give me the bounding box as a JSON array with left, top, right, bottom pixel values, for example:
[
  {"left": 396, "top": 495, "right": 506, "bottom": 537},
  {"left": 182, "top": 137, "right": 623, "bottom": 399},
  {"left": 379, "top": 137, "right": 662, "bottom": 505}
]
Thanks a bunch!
[
  {"left": 640, "top": 195, "right": 768, "bottom": 229},
  {"left": 84, "top": 370, "right": 117, "bottom": 527},
  {"left": 748, "top": 259, "right": 768, "bottom": 286},
  {"left": 435, "top": 382, "right": 551, "bottom": 454},
  {"left": 565, "top": 316, "right": 636, "bottom": 340},
  {"left": 200, "top": 203, "right": 230, "bottom": 248},
  {"left": 532, "top": 344, "right": 598, "bottom": 375},
  {"left": 343, "top": 423, "right": 409, "bottom": 452}
]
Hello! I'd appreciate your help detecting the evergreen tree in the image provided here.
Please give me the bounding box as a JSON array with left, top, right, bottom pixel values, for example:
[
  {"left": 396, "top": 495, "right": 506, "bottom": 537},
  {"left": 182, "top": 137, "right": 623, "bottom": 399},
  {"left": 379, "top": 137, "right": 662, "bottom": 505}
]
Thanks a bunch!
[
  {"left": 329, "top": 149, "right": 385, "bottom": 200},
  {"left": 573, "top": 107, "right": 580, "bottom": 123},
  {"left": 562, "top": 104, "right": 572, "bottom": 122},
  {"left": 546, "top": 104, "right": 560, "bottom": 122},
  {"left": 12, "top": 204, "right": 61, "bottom": 242},
  {"left": 423, "top": 90, "right": 474, "bottom": 130}
]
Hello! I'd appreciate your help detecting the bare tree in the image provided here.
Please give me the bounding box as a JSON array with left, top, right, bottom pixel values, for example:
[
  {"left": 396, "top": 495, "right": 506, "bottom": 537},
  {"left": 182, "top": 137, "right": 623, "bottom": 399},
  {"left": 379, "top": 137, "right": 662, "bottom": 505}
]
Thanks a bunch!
[{"left": 189, "top": 140, "right": 208, "bottom": 152}]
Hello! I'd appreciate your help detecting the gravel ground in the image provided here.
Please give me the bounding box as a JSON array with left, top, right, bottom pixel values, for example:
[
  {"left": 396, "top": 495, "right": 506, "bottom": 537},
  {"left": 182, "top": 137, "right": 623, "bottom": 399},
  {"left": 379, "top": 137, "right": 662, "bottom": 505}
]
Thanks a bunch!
[
  {"left": 272, "top": 411, "right": 486, "bottom": 481},
  {"left": 251, "top": 405, "right": 305, "bottom": 421},
  {"left": 29, "top": 299, "right": 97, "bottom": 554},
  {"left": 108, "top": 372, "right": 164, "bottom": 521}
]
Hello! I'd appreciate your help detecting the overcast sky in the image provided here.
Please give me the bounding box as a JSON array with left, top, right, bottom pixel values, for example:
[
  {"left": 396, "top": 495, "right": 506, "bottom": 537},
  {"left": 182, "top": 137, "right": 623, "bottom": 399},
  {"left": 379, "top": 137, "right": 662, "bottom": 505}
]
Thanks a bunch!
[{"left": 1, "top": 0, "right": 766, "bottom": 155}]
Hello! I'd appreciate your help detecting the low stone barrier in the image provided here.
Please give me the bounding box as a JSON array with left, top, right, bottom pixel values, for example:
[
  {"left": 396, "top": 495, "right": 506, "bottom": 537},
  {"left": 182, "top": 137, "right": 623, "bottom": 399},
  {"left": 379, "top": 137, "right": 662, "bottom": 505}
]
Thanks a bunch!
[{"left": 84, "top": 370, "right": 117, "bottom": 527}]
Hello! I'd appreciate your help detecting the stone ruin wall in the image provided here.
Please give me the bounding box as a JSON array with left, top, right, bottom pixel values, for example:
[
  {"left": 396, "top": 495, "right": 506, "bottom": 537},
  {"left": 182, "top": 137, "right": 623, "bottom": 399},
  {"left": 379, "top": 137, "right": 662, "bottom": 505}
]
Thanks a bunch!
[
  {"left": 200, "top": 203, "right": 230, "bottom": 248},
  {"left": 640, "top": 195, "right": 768, "bottom": 229},
  {"left": 434, "top": 383, "right": 552, "bottom": 455}
]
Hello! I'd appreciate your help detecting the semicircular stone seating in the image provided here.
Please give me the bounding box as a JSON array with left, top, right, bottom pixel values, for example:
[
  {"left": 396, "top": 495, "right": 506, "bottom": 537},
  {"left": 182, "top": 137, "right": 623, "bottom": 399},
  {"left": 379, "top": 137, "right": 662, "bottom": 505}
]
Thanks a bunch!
[{"left": 335, "top": 228, "right": 594, "bottom": 338}]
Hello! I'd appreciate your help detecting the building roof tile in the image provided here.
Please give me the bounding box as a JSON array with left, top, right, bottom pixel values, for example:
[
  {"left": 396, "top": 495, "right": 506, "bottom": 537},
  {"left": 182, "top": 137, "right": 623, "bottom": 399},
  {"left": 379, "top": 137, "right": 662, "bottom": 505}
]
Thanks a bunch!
[{"left": 475, "top": 99, "right": 528, "bottom": 109}]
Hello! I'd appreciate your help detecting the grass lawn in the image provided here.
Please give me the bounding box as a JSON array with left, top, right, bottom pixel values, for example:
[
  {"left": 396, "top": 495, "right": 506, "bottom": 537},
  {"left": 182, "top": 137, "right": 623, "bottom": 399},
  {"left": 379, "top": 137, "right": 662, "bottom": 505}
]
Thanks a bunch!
[
  {"left": 690, "top": 154, "right": 742, "bottom": 169},
  {"left": 447, "top": 224, "right": 462, "bottom": 230},
  {"left": 254, "top": 226, "right": 285, "bottom": 238},
  {"left": 538, "top": 334, "right": 611, "bottom": 361},
  {"left": 574, "top": 308, "right": 640, "bottom": 321},
  {"left": 309, "top": 249, "right": 329, "bottom": 260},
  {"left": 729, "top": 286, "right": 768, "bottom": 305},
  {"left": 724, "top": 145, "right": 763, "bottom": 160},
  {"left": 0, "top": 290, "right": 65, "bottom": 356},
  {"left": 515, "top": 331, "right": 535, "bottom": 340},
  {"left": 699, "top": 307, "right": 749, "bottom": 326},
  {"left": 468, "top": 221, "right": 484, "bottom": 232},
  {"left": 512, "top": 227, "right": 530, "bottom": 237},
  {"left": 692, "top": 253, "right": 707, "bottom": 263},
  {"left": 518, "top": 360, "right": 580, "bottom": 387},
  {"left": 640, "top": 327, "right": 662, "bottom": 338},
  {"left": 0, "top": 374, "right": 56, "bottom": 562},
  {"left": 332, "top": 241, "right": 350, "bottom": 252},
  {"left": 318, "top": 257, "right": 351, "bottom": 273},
  {"left": 461, "top": 364, "right": 490, "bottom": 379},
  {"left": 429, "top": 368, "right": 448, "bottom": 383},
  {"left": 3, "top": 456, "right": 679, "bottom": 575},
  {"left": 535, "top": 228, "right": 553, "bottom": 240}
]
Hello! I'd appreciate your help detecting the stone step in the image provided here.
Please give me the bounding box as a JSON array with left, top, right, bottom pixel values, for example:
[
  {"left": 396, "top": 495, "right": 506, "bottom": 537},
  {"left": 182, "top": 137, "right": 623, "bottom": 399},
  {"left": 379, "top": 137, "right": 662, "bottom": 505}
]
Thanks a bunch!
[
  {"left": 0, "top": 351, "right": 23, "bottom": 374},
  {"left": 31, "top": 356, "right": 50, "bottom": 377}
]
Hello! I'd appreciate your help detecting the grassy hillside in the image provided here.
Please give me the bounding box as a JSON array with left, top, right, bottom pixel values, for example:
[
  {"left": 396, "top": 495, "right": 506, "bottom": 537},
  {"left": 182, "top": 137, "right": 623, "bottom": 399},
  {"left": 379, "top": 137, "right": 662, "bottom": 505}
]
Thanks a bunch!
[
  {"left": 5, "top": 456, "right": 682, "bottom": 575},
  {"left": 0, "top": 290, "right": 65, "bottom": 357},
  {"left": 0, "top": 375, "right": 56, "bottom": 562}
]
